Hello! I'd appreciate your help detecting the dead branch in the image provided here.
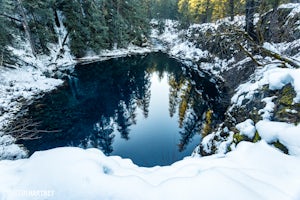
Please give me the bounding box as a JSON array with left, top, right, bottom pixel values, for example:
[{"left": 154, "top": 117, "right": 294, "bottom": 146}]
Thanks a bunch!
[
  {"left": 259, "top": 46, "right": 300, "bottom": 68},
  {"left": 55, "top": 31, "right": 70, "bottom": 62},
  {"left": 234, "top": 29, "right": 300, "bottom": 68},
  {"left": 237, "top": 43, "right": 263, "bottom": 66},
  {"left": 3, "top": 118, "right": 61, "bottom": 141},
  {"left": 62, "top": 31, "right": 70, "bottom": 47},
  {"left": 0, "top": 13, "right": 22, "bottom": 22}
]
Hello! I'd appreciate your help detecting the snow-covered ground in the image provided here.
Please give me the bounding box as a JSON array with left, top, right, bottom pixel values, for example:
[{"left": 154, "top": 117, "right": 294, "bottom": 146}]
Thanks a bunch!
[
  {"left": 1, "top": 3, "right": 300, "bottom": 200},
  {"left": 0, "top": 141, "right": 299, "bottom": 200}
]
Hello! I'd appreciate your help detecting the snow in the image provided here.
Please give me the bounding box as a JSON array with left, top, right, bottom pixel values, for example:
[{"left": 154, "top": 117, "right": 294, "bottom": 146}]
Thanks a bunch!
[
  {"left": 76, "top": 44, "right": 153, "bottom": 65},
  {"left": 236, "top": 119, "right": 256, "bottom": 139},
  {"left": 0, "top": 135, "right": 26, "bottom": 160},
  {"left": 279, "top": 3, "right": 300, "bottom": 18},
  {"left": 263, "top": 42, "right": 281, "bottom": 54},
  {"left": 0, "top": 141, "right": 299, "bottom": 200},
  {"left": 256, "top": 121, "right": 300, "bottom": 156},
  {"left": 259, "top": 97, "right": 276, "bottom": 120}
]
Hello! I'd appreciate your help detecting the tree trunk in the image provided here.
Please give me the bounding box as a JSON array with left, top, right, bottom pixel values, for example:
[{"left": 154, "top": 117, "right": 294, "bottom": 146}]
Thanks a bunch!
[
  {"left": 0, "top": 50, "right": 3, "bottom": 66},
  {"left": 53, "top": 9, "right": 61, "bottom": 27},
  {"left": 16, "top": 0, "right": 36, "bottom": 57},
  {"left": 204, "top": 0, "right": 210, "bottom": 23},
  {"left": 245, "top": 0, "right": 257, "bottom": 41},
  {"left": 273, "top": 0, "right": 280, "bottom": 10},
  {"left": 229, "top": 0, "right": 234, "bottom": 21}
]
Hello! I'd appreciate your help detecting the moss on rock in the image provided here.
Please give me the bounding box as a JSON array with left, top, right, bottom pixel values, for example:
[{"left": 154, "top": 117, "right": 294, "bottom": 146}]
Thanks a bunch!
[
  {"left": 252, "top": 132, "right": 261, "bottom": 143},
  {"left": 273, "top": 84, "right": 300, "bottom": 124},
  {"left": 233, "top": 132, "right": 251, "bottom": 144},
  {"left": 272, "top": 141, "right": 289, "bottom": 154},
  {"left": 202, "top": 109, "right": 213, "bottom": 137},
  {"left": 278, "top": 84, "right": 295, "bottom": 106}
]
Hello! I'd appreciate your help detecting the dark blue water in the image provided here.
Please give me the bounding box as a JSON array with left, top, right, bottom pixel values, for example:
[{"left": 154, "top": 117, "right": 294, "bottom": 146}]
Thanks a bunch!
[{"left": 20, "top": 52, "right": 224, "bottom": 167}]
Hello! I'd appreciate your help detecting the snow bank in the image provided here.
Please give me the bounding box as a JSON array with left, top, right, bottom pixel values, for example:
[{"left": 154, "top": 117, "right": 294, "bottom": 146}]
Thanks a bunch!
[
  {"left": 236, "top": 119, "right": 256, "bottom": 138},
  {"left": 256, "top": 121, "right": 300, "bottom": 156},
  {"left": 76, "top": 44, "right": 153, "bottom": 65},
  {"left": 0, "top": 135, "right": 26, "bottom": 160},
  {"left": 0, "top": 141, "right": 299, "bottom": 200}
]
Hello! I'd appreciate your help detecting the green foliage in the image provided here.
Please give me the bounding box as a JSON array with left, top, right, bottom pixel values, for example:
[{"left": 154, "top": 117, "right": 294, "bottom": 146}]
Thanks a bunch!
[
  {"left": 0, "top": 18, "right": 14, "bottom": 66},
  {"left": 23, "top": 0, "right": 58, "bottom": 54},
  {"left": 1, "top": 0, "right": 151, "bottom": 58},
  {"left": 150, "top": 0, "right": 179, "bottom": 19},
  {"left": 56, "top": 0, "right": 150, "bottom": 57},
  {"left": 0, "top": 0, "right": 16, "bottom": 66}
]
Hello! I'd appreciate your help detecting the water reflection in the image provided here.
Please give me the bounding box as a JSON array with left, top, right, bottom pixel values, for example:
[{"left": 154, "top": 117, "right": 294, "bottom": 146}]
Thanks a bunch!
[{"left": 21, "top": 52, "right": 223, "bottom": 167}]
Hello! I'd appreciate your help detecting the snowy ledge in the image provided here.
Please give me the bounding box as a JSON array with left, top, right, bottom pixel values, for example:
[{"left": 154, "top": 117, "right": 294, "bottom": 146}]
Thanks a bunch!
[
  {"left": 75, "top": 44, "right": 155, "bottom": 65},
  {"left": 0, "top": 141, "right": 300, "bottom": 200}
]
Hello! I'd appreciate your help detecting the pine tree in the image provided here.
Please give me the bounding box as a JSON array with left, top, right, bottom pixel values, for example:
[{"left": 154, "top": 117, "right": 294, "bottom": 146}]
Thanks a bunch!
[
  {"left": 178, "top": 0, "right": 248, "bottom": 24},
  {"left": 22, "top": 0, "right": 57, "bottom": 54},
  {"left": 229, "top": 0, "right": 234, "bottom": 21},
  {"left": 55, "top": 0, "right": 87, "bottom": 57},
  {"left": 0, "top": 0, "right": 16, "bottom": 66}
]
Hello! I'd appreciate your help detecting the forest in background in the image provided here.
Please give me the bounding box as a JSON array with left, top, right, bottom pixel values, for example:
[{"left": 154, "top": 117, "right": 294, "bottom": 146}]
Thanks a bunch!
[{"left": 0, "top": 0, "right": 299, "bottom": 66}]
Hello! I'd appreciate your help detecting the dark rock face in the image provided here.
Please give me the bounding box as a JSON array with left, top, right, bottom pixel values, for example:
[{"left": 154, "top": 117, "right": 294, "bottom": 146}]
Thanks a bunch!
[
  {"left": 222, "top": 60, "right": 256, "bottom": 96},
  {"left": 261, "top": 7, "right": 300, "bottom": 44}
]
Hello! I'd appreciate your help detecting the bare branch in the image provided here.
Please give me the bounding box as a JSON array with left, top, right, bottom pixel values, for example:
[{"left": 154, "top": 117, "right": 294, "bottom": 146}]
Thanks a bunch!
[
  {"left": 3, "top": 118, "right": 61, "bottom": 141},
  {"left": 259, "top": 46, "right": 300, "bottom": 68},
  {"left": 0, "top": 13, "right": 22, "bottom": 22},
  {"left": 237, "top": 43, "right": 263, "bottom": 66}
]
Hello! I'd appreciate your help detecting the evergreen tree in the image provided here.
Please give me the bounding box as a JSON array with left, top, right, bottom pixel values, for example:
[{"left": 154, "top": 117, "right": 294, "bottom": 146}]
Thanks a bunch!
[
  {"left": 22, "top": 0, "right": 57, "bottom": 54},
  {"left": 178, "top": 0, "right": 249, "bottom": 24},
  {"left": 55, "top": 0, "right": 150, "bottom": 57},
  {"left": 0, "top": 0, "right": 16, "bottom": 66},
  {"left": 55, "top": 0, "right": 90, "bottom": 57},
  {"left": 151, "top": 0, "right": 179, "bottom": 19}
]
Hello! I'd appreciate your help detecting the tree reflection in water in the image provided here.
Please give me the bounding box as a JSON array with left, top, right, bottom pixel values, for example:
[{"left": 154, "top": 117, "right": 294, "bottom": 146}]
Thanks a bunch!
[{"left": 22, "top": 52, "right": 224, "bottom": 166}]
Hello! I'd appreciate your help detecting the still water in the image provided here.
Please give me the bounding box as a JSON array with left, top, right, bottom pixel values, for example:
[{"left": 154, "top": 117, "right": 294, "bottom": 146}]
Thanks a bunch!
[{"left": 20, "top": 52, "right": 224, "bottom": 167}]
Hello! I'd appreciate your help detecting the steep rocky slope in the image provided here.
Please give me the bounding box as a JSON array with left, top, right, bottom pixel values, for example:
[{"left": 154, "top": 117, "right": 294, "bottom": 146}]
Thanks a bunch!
[{"left": 151, "top": 3, "right": 300, "bottom": 156}]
